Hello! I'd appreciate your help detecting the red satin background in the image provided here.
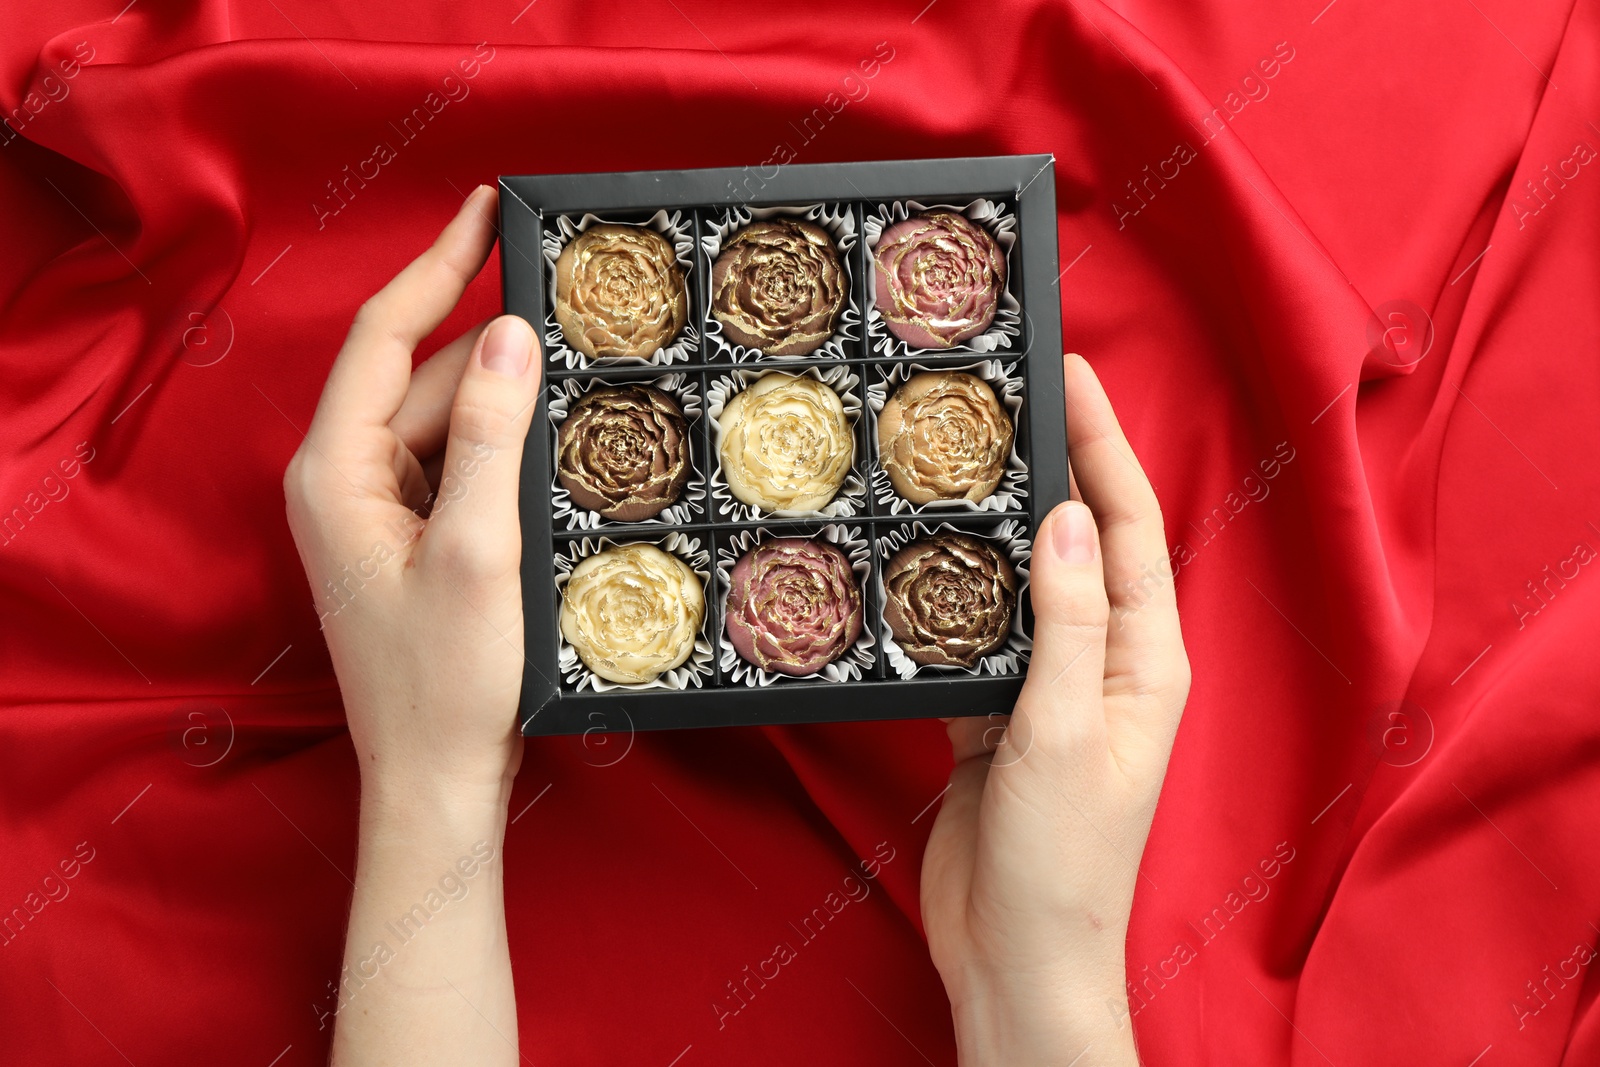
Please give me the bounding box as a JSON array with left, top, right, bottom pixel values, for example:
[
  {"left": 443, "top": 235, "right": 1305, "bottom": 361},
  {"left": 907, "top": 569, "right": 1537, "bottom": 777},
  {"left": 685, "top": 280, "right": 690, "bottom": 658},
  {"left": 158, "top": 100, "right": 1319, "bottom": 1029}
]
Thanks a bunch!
[{"left": 3, "top": 0, "right": 1599, "bottom": 1063}]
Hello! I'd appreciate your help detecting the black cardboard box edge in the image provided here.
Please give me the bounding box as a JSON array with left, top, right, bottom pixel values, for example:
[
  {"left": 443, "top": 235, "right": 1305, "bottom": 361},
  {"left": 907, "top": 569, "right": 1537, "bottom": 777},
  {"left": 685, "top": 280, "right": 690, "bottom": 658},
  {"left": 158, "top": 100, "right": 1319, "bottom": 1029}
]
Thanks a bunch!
[{"left": 501, "top": 156, "right": 1065, "bottom": 736}]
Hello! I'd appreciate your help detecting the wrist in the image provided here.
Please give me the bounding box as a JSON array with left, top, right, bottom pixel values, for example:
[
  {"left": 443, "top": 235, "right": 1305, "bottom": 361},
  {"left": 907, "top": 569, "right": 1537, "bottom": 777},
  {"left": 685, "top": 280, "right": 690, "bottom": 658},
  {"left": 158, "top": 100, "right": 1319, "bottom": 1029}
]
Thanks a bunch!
[
  {"left": 950, "top": 981, "right": 1138, "bottom": 1067},
  {"left": 359, "top": 770, "right": 512, "bottom": 843},
  {"left": 352, "top": 730, "right": 520, "bottom": 827}
]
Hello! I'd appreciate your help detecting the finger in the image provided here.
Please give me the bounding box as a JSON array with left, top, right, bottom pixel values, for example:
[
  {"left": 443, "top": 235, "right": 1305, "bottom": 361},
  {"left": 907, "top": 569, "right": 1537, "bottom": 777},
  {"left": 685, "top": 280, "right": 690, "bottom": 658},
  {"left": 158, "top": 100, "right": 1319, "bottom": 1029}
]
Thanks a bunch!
[
  {"left": 947, "top": 714, "right": 1008, "bottom": 763},
  {"left": 419, "top": 315, "right": 542, "bottom": 582},
  {"left": 419, "top": 452, "right": 445, "bottom": 500},
  {"left": 396, "top": 449, "right": 431, "bottom": 514},
  {"left": 310, "top": 185, "right": 499, "bottom": 451},
  {"left": 1011, "top": 500, "right": 1110, "bottom": 756},
  {"left": 920, "top": 756, "right": 986, "bottom": 933},
  {"left": 390, "top": 319, "right": 491, "bottom": 460},
  {"left": 1063, "top": 353, "right": 1189, "bottom": 708}
]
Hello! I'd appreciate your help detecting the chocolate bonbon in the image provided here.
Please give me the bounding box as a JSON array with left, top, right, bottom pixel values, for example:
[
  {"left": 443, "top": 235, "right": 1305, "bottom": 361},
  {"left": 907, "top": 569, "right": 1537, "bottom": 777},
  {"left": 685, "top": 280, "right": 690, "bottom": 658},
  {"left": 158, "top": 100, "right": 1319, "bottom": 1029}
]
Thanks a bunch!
[
  {"left": 717, "top": 372, "right": 852, "bottom": 513},
  {"left": 559, "top": 543, "right": 704, "bottom": 684},
  {"left": 554, "top": 224, "right": 687, "bottom": 359},
  {"left": 873, "top": 211, "right": 1005, "bottom": 349},
  {"left": 878, "top": 371, "right": 1012, "bottom": 505},
  {"left": 882, "top": 533, "right": 1017, "bottom": 667},
  {"left": 725, "top": 538, "right": 862, "bottom": 677},
  {"left": 711, "top": 218, "right": 845, "bottom": 356},
  {"left": 556, "top": 384, "right": 690, "bottom": 521}
]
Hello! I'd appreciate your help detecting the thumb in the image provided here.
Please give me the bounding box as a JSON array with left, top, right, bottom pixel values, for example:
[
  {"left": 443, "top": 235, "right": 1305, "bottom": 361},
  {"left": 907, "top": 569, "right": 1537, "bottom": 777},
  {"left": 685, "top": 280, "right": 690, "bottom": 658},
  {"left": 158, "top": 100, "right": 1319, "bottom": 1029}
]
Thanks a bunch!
[{"left": 419, "top": 314, "right": 542, "bottom": 581}]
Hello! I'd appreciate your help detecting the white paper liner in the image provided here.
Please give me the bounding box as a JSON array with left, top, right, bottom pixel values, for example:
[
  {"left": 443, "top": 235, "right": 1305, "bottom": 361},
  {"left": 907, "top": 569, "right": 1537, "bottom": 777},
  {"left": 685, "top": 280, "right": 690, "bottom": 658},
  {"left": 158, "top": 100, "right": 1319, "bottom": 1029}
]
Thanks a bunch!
[
  {"left": 541, "top": 210, "right": 700, "bottom": 369},
  {"left": 715, "top": 524, "right": 877, "bottom": 687},
  {"left": 547, "top": 372, "right": 706, "bottom": 531},
  {"left": 554, "top": 532, "right": 715, "bottom": 693},
  {"left": 866, "top": 358, "right": 1030, "bottom": 517},
  {"left": 863, "top": 198, "right": 1022, "bottom": 358},
  {"left": 706, "top": 364, "right": 867, "bottom": 521},
  {"left": 875, "top": 520, "right": 1033, "bottom": 680},
  {"left": 700, "top": 203, "right": 861, "bottom": 362}
]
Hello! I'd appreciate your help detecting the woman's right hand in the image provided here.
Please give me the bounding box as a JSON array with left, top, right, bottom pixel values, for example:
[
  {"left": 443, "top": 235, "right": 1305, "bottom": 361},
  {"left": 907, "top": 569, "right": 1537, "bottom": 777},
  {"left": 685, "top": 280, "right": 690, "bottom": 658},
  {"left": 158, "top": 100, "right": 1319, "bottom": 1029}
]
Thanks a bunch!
[{"left": 921, "top": 352, "right": 1190, "bottom": 1066}]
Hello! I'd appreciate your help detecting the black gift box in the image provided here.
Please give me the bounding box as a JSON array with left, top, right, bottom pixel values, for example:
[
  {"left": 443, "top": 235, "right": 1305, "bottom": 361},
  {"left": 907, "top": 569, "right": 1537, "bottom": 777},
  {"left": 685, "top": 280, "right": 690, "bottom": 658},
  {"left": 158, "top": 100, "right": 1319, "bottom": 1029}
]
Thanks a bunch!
[{"left": 499, "top": 155, "right": 1067, "bottom": 736}]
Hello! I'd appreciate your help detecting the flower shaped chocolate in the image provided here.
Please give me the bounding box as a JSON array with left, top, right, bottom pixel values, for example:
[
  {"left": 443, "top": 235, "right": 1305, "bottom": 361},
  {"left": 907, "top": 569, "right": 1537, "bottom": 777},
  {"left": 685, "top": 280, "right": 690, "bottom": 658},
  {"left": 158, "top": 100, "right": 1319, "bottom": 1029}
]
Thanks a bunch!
[
  {"left": 883, "top": 534, "right": 1016, "bottom": 668},
  {"left": 557, "top": 384, "right": 691, "bottom": 521},
  {"left": 873, "top": 211, "right": 1006, "bottom": 349},
  {"left": 726, "top": 538, "right": 863, "bottom": 677},
  {"left": 878, "top": 371, "right": 1014, "bottom": 505},
  {"left": 554, "top": 224, "right": 688, "bottom": 359},
  {"left": 711, "top": 219, "right": 846, "bottom": 356},
  {"left": 717, "top": 372, "right": 853, "bottom": 513},
  {"left": 560, "top": 544, "right": 704, "bottom": 684}
]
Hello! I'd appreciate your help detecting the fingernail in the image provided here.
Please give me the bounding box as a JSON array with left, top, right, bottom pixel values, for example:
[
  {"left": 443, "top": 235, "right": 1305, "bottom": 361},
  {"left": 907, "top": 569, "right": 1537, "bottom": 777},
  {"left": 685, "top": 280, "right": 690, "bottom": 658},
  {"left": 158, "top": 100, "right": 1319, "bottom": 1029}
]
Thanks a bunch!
[
  {"left": 1052, "top": 501, "right": 1096, "bottom": 564},
  {"left": 479, "top": 317, "right": 532, "bottom": 377}
]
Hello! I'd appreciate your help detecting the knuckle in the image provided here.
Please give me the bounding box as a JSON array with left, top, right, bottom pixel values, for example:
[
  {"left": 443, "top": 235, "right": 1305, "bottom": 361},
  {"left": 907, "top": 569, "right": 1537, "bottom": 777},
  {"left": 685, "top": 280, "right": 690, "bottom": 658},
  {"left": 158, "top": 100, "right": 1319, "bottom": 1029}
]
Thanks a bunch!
[
  {"left": 350, "top": 296, "right": 411, "bottom": 351},
  {"left": 281, "top": 479, "right": 340, "bottom": 556},
  {"left": 281, "top": 450, "right": 307, "bottom": 502},
  {"left": 351, "top": 296, "right": 386, "bottom": 333},
  {"left": 1036, "top": 576, "right": 1111, "bottom": 631},
  {"left": 428, "top": 523, "right": 517, "bottom": 585},
  {"left": 1116, "top": 494, "right": 1166, "bottom": 541},
  {"left": 281, "top": 449, "right": 325, "bottom": 512},
  {"left": 1172, "top": 651, "right": 1193, "bottom": 695},
  {"left": 1140, "top": 497, "right": 1169, "bottom": 537},
  {"left": 279, "top": 450, "right": 363, "bottom": 555},
  {"left": 450, "top": 396, "right": 525, "bottom": 453},
  {"left": 1008, "top": 699, "right": 1092, "bottom": 762},
  {"left": 431, "top": 244, "right": 478, "bottom": 289},
  {"left": 1113, "top": 654, "right": 1192, "bottom": 706}
]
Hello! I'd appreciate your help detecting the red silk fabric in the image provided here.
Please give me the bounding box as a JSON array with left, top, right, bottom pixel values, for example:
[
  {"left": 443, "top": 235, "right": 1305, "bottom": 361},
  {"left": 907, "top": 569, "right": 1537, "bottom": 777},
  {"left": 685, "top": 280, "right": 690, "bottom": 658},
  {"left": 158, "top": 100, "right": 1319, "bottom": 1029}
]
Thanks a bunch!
[{"left": 3, "top": 1, "right": 1598, "bottom": 1063}]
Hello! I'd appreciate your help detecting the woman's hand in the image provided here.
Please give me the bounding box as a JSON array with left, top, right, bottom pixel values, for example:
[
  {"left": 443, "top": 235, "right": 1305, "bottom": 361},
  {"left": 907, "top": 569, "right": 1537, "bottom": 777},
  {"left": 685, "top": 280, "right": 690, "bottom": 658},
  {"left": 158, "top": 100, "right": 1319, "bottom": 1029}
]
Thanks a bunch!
[
  {"left": 921, "top": 353, "right": 1190, "bottom": 1067},
  {"left": 284, "top": 184, "right": 538, "bottom": 813},
  {"left": 283, "top": 185, "right": 536, "bottom": 1066}
]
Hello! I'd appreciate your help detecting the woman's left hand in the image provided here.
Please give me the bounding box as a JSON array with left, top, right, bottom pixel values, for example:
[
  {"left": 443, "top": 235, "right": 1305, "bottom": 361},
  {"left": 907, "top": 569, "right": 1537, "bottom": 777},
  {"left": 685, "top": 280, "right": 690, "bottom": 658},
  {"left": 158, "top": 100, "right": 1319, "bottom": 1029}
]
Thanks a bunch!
[
  {"left": 285, "top": 185, "right": 538, "bottom": 1066},
  {"left": 283, "top": 183, "right": 540, "bottom": 813}
]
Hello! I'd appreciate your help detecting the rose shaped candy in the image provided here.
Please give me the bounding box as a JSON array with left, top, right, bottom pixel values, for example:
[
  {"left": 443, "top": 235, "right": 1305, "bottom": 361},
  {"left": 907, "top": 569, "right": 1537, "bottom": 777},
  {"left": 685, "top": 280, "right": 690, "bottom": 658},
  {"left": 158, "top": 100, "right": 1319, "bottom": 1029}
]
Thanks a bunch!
[
  {"left": 554, "top": 224, "right": 688, "bottom": 360},
  {"left": 557, "top": 384, "right": 691, "bottom": 521},
  {"left": 560, "top": 543, "right": 704, "bottom": 684},
  {"left": 717, "top": 372, "right": 853, "bottom": 513},
  {"left": 726, "top": 538, "right": 863, "bottom": 677},
  {"left": 883, "top": 533, "right": 1016, "bottom": 668},
  {"left": 711, "top": 219, "right": 846, "bottom": 356},
  {"left": 878, "top": 371, "right": 1014, "bottom": 505},
  {"left": 873, "top": 211, "right": 1006, "bottom": 349}
]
